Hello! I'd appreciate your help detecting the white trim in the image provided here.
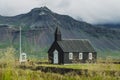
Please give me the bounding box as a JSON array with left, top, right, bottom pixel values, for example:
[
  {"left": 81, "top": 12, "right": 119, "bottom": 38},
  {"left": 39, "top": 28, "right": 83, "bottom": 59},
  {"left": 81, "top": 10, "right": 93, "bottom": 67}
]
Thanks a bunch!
[
  {"left": 20, "top": 53, "right": 27, "bottom": 63},
  {"left": 69, "top": 52, "right": 73, "bottom": 60},
  {"left": 79, "top": 53, "right": 83, "bottom": 60},
  {"left": 89, "top": 53, "right": 92, "bottom": 60},
  {"left": 19, "top": 26, "right": 22, "bottom": 63},
  {"left": 53, "top": 50, "right": 58, "bottom": 64}
]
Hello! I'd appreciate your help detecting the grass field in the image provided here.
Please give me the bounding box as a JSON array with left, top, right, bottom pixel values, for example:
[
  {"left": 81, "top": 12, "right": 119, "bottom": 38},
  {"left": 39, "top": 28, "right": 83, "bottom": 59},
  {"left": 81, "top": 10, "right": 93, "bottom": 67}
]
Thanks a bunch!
[
  {"left": 0, "top": 68, "right": 120, "bottom": 80},
  {"left": 0, "top": 63, "right": 120, "bottom": 80},
  {"left": 0, "top": 47, "right": 120, "bottom": 80},
  {"left": 39, "top": 63, "right": 120, "bottom": 71}
]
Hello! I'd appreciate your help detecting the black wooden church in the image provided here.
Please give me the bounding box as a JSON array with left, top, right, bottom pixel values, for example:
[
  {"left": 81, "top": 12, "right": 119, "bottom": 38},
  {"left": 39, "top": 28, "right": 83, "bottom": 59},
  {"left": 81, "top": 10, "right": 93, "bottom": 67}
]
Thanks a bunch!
[{"left": 48, "top": 27, "right": 97, "bottom": 64}]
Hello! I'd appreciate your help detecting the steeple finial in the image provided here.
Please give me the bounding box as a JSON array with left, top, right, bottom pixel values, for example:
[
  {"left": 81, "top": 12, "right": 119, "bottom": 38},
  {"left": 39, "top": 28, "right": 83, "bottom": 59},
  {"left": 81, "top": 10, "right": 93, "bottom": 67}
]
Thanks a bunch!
[{"left": 55, "top": 27, "right": 61, "bottom": 41}]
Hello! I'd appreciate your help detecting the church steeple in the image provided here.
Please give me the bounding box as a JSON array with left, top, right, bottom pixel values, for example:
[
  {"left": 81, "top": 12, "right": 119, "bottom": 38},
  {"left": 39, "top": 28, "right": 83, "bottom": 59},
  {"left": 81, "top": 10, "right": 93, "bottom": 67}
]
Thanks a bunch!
[{"left": 55, "top": 27, "right": 61, "bottom": 41}]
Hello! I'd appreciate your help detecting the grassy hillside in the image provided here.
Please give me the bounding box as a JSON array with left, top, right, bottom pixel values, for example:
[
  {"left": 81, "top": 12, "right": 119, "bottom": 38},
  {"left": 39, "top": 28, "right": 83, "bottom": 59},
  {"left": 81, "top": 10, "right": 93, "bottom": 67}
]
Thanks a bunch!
[{"left": 0, "top": 41, "right": 120, "bottom": 59}]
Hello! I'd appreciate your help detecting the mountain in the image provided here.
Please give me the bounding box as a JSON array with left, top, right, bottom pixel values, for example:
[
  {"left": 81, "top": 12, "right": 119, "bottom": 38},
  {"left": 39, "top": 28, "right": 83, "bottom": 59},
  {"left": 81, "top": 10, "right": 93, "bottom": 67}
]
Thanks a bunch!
[
  {"left": 0, "top": 7, "right": 120, "bottom": 58},
  {"left": 95, "top": 24, "right": 120, "bottom": 30}
]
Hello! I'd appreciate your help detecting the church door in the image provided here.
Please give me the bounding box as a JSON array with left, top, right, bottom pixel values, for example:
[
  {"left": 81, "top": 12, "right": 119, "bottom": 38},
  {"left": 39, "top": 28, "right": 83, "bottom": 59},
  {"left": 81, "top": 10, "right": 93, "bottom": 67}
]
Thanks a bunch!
[{"left": 53, "top": 50, "right": 58, "bottom": 64}]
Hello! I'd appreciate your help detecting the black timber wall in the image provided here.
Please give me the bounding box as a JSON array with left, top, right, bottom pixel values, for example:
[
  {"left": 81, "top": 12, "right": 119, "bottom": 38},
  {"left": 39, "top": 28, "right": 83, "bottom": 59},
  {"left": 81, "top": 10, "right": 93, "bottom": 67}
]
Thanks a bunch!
[
  {"left": 48, "top": 42, "right": 64, "bottom": 64},
  {"left": 64, "top": 52, "right": 97, "bottom": 64}
]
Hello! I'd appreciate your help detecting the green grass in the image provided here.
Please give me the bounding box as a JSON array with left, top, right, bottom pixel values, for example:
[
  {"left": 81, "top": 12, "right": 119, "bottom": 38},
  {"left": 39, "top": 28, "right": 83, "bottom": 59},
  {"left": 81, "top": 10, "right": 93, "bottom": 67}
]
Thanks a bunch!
[
  {"left": 0, "top": 67, "right": 120, "bottom": 80},
  {"left": 0, "top": 47, "right": 120, "bottom": 80},
  {"left": 38, "top": 63, "right": 120, "bottom": 71},
  {"left": 98, "top": 50, "right": 120, "bottom": 59},
  {"left": 0, "top": 66, "right": 120, "bottom": 80}
]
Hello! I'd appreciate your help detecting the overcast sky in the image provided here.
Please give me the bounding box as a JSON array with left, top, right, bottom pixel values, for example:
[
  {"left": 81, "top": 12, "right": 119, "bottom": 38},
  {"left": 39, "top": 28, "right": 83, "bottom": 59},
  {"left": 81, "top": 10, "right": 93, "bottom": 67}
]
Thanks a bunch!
[{"left": 0, "top": 0, "right": 120, "bottom": 24}]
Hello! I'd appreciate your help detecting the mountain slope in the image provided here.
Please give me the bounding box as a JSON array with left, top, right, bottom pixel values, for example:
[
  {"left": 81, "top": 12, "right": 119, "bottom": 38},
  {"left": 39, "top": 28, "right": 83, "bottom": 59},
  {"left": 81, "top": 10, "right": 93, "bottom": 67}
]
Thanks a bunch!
[{"left": 0, "top": 7, "right": 120, "bottom": 53}]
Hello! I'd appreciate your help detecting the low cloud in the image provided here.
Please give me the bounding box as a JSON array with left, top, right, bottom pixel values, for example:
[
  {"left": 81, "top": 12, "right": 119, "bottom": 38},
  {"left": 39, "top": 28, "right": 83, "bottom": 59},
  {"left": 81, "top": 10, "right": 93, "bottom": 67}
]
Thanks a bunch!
[{"left": 0, "top": 0, "right": 120, "bottom": 24}]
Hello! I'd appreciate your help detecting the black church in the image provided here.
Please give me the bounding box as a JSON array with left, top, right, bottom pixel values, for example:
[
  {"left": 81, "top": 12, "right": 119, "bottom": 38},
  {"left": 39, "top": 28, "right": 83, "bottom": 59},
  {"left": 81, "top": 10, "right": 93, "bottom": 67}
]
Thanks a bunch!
[{"left": 48, "top": 27, "right": 97, "bottom": 64}]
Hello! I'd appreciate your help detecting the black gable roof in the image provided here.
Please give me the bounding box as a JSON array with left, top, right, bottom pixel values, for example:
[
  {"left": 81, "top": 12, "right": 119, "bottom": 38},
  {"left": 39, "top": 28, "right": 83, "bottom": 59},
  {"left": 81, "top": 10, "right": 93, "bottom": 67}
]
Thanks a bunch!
[{"left": 57, "top": 39, "right": 95, "bottom": 52}]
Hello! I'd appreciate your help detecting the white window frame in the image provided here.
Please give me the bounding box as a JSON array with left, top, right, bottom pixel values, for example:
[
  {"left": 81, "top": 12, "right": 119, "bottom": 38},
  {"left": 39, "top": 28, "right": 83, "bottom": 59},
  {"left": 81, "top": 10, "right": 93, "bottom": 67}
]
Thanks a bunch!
[
  {"left": 53, "top": 50, "right": 58, "bottom": 64},
  {"left": 89, "top": 53, "right": 92, "bottom": 60},
  {"left": 69, "top": 52, "right": 73, "bottom": 60},
  {"left": 79, "top": 53, "right": 83, "bottom": 60}
]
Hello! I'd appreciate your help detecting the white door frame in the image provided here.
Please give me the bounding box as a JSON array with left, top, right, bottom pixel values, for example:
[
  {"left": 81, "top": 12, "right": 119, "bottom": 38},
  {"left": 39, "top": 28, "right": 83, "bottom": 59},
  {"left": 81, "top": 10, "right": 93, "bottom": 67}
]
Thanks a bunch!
[
  {"left": 20, "top": 53, "right": 27, "bottom": 63},
  {"left": 53, "top": 50, "right": 58, "bottom": 64}
]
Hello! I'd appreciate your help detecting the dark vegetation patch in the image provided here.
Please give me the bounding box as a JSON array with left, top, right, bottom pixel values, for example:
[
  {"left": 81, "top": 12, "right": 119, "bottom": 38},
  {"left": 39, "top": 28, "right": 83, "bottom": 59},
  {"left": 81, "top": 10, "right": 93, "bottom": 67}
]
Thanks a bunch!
[
  {"left": 35, "top": 66, "right": 87, "bottom": 75},
  {"left": 19, "top": 65, "right": 120, "bottom": 77}
]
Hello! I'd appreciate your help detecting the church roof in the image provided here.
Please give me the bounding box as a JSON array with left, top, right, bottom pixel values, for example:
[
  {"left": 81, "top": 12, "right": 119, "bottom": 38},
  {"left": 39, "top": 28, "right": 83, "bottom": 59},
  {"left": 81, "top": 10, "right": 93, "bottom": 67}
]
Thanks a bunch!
[{"left": 57, "top": 39, "right": 96, "bottom": 52}]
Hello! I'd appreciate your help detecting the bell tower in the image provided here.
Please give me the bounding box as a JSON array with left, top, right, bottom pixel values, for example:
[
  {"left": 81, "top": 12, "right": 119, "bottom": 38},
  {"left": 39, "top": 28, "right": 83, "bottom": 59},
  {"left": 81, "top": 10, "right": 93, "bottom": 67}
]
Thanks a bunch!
[{"left": 55, "top": 27, "right": 61, "bottom": 41}]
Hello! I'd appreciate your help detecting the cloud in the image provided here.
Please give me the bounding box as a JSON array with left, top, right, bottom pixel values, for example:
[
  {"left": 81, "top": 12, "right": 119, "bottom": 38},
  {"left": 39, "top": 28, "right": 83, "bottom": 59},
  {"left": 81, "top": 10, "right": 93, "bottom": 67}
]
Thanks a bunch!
[
  {"left": 0, "top": 0, "right": 42, "bottom": 16},
  {"left": 0, "top": 0, "right": 120, "bottom": 24}
]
